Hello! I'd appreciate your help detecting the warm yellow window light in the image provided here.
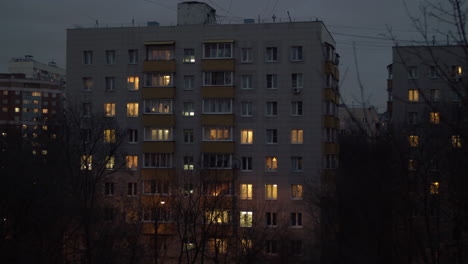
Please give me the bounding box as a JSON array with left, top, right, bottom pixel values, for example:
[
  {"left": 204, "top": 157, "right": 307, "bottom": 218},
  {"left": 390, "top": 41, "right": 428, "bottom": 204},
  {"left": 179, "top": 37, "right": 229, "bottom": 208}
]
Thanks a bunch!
[
  {"left": 452, "top": 135, "right": 462, "bottom": 148},
  {"left": 408, "top": 89, "right": 419, "bottom": 102},
  {"left": 429, "top": 112, "right": 440, "bottom": 124},
  {"left": 430, "top": 182, "right": 439, "bottom": 194},
  {"left": 408, "top": 135, "right": 419, "bottom": 147}
]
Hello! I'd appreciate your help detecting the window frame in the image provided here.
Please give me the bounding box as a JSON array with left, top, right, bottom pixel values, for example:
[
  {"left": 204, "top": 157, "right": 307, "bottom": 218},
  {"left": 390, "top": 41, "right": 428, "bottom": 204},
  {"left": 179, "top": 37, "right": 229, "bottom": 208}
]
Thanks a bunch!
[
  {"left": 290, "top": 46, "right": 303, "bottom": 61},
  {"left": 143, "top": 99, "right": 173, "bottom": 114},
  {"left": 203, "top": 42, "right": 233, "bottom": 59},
  {"left": 266, "top": 129, "right": 278, "bottom": 144},
  {"left": 265, "top": 184, "right": 278, "bottom": 200},
  {"left": 143, "top": 153, "right": 173, "bottom": 168},
  {"left": 265, "top": 47, "right": 278, "bottom": 62}
]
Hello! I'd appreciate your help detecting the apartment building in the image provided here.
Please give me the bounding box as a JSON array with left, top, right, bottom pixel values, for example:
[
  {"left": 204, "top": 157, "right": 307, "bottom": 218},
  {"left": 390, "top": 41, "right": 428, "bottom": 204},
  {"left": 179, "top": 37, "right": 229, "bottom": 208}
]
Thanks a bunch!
[
  {"left": 387, "top": 45, "right": 468, "bottom": 263},
  {"left": 66, "top": 2, "right": 339, "bottom": 263}
]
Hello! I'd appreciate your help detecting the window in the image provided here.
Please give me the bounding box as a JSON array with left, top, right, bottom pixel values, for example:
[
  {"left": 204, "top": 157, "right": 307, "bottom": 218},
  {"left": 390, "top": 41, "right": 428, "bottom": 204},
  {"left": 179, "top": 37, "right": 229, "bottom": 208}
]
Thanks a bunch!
[
  {"left": 203, "top": 127, "right": 231, "bottom": 141},
  {"left": 143, "top": 180, "right": 170, "bottom": 195},
  {"left": 127, "top": 76, "right": 140, "bottom": 90},
  {"left": 83, "top": 50, "right": 93, "bottom": 64},
  {"left": 104, "top": 208, "right": 114, "bottom": 222},
  {"left": 266, "top": 240, "right": 278, "bottom": 254},
  {"left": 265, "top": 47, "right": 278, "bottom": 62},
  {"left": 430, "top": 89, "right": 440, "bottom": 102},
  {"left": 241, "top": 48, "right": 252, "bottom": 62},
  {"left": 291, "top": 184, "right": 303, "bottom": 200},
  {"left": 203, "top": 72, "right": 233, "bottom": 86},
  {"left": 203, "top": 182, "right": 231, "bottom": 196},
  {"left": 408, "top": 66, "right": 418, "bottom": 79},
  {"left": 265, "top": 129, "right": 278, "bottom": 144},
  {"left": 430, "top": 182, "right": 440, "bottom": 194},
  {"left": 290, "top": 46, "right": 303, "bottom": 61},
  {"left": 81, "top": 155, "right": 92, "bottom": 170},
  {"left": 241, "top": 157, "right": 253, "bottom": 171},
  {"left": 325, "top": 154, "right": 337, "bottom": 169},
  {"left": 147, "top": 46, "right": 174, "bottom": 60},
  {"left": 291, "top": 157, "right": 303, "bottom": 171},
  {"left": 291, "top": 101, "right": 303, "bottom": 116},
  {"left": 241, "top": 129, "right": 254, "bottom": 144},
  {"left": 144, "top": 99, "right": 172, "bottom": 114},
  {"left": 144, "top": 73, "right": 173, "bottom": 87},
  {"left": 202, "top": 154, "right": 232, "bottom": 169},
  {"left": 290, "top": 212, "right": 302, "bottom": 227},
  {"left": 183, "top": 48, "right": 195, "bottom": 63},
  {"left": 266, "top": 212, "right": 277, "bottom": 227},
  {"left": 83, "top": 77, "right": 93, "bottom": 91},
  {"left": 240, "top": 211, "right": 253, "bottom": 227},
  {"left": 265, "top": 184, "right": 277, "bottom": 200},
  {"left": 203, "top": 99, "right": 232, "bottom": 113},
  {"left": 204, "top": 42, "right": 232, "bottom": 58},
  {"left": 184, "top": 129, "right": 194, "bottom": 143},
  {"left": 144, "top": 128, "right": 172, "bottom": 141},
  {"left": 205, "top": 210, "right": 230, "bottom": 224},
  {"left": 143, "top": 153, "right": 172, "bottom": 168},
  {"left": 240, "top": 184, "right": 253, "bottom": 200},
  {"left": 291, "top": 240, "right": 303, "bottom": 255},
  {"left": 292, "top": 73, "right": 303, "bottom": 88},
  {"left": 182, "top": 102, "right": 195, "bottom": 116},
  {"left": 326, "top": 128, "right": 337, "bottom": 142},
  {"left": 452, "top": 135, "right": 462, "bottom": 148},
  {"left": 103, "top": 129, "right": 116, "bottom": 143},
  {"left": 429, "top": 66, "right": 439, "bottom": 78},
  {"left": 208, "top": 238, "right": 227, "bottom": 254},
  {"left": 105, "top": 77, "right": 115, "bottom": 91},
  {"left": 291, "top": 129, "right": 304, "bottom": 144},
  {"left": 105, "top": 156, "right": 115, "bottom": 169},
  {"left": 128, "top": 129, "right": 138, "bottom": 143},
  {"left": 408, "top": 112, "right": 418, "bottom": 125},
  {"left": 409, "top": 159, "right": 417, "bottom": 170},
  {"left": 266, "top": 74, "right": 277, "bottom": 89},
  {"left": 429, "top": 112, "right": 440, "bottom": 124},
  {"left": 452, "top": 65, "right": 463, "bottom": 78},
  {"left": 104, "top": 103, "right": 115, "bottom": 117},
  {"left": 241, "top": 239, "right": 253, "bottom": 252},
  {"left": 241, "top": 75, "right": 253, "bottom": 89},
  {"left": 184, "top": 75, "right": 194, "bottom": 90},
  {"left": 128, "top": 182, "right": 137, "bottom": 196},
  {"left": 183, "top": 156, "right": 194, "bottom": 170},
  {"left": 325, "top": 101, "right": 336, "bottom": 115},
  {"left": 81, "top": 103, "right": 92, "bottom": 117},
  {"left": 409, "top": 135, "right": 419, "bottom": 147},
  {"left": 105, "top": 50, "right": 116, "bottom": 65},
  {"left": 266, "top": 102, "right": 278, "bottom": 116},
  {"left": 127, "top": 103, "right": 139, "bottom": 117},
  {"left": 408, "top": 89, "right": 419, "bottom": 102},
  {"left": 142, "top": 207, "right": 171, "bottom": 222},
  {"left": 128, "top": 49, "right": 138, "bottom": 64},
  {"left": 104, "top": 182, "right": 114, "bottom": 196},
  {"left": 265, "top": 157, "right": 278, "bottom": 171},
  {"left": 241, "top": 102, "right": 253, "bottom": 117},
  {"left": 126, "top": 155, "right": 138, "bottom": 169}
]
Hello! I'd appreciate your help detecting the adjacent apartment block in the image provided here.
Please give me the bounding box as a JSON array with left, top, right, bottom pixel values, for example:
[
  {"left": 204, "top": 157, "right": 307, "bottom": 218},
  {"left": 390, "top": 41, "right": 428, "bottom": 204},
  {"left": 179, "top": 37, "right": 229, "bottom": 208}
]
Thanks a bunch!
[
  {"left": 387, "top": 45, "right": 468, "bottom": 263},
  {"left": 66, "top": 2, "right": 340, "bottom": 263}
]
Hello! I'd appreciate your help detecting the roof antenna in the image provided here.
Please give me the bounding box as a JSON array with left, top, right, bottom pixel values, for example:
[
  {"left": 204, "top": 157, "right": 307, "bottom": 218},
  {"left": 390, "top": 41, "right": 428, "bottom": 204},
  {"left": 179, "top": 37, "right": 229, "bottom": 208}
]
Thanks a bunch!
[
  {"left": 258, "top": 14, "right": 260, "bottom": 23},
  {"left": 95, "top": 19, "right": 99, "bottom": 28},
  {"left": 432, "top": 35, "right": 436, "bottom": 46},
  {"left": 132, "top": 18, "right": 135, "bottom": 27},
  {"left": 272, "top": 14, "right": 276, "bottom": 23},
  {"left": 287, "top": 11, "right": 292, "bottom": 22}
]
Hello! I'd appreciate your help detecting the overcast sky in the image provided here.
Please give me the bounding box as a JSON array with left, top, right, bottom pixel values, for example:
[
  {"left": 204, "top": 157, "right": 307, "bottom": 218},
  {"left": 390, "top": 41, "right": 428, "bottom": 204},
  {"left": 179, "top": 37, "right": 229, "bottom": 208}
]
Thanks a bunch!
[{"left": 1, "top": 0, "right": 438, "bottom": 111}]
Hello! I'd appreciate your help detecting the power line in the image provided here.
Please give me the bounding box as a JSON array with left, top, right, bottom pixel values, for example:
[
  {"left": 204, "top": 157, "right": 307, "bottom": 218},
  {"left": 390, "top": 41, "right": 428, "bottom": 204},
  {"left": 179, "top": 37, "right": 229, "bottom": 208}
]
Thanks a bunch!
[{"left": 142, "top": 0, "right": 177, "bottom": 12}]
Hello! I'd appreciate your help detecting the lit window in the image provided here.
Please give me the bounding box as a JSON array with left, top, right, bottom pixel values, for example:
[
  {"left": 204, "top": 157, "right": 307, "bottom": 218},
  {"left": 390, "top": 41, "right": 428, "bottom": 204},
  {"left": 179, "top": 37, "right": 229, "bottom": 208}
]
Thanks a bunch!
[
  {"left": 105, "top": 156, "right": 115, "bottom": 169},
  {"left": 104, "top": 129, "right": 116, "bottom": 143},
  {"left": 452, "top": 65, "right": 463, "bottom": 78},
  {"left": 265, "top": 184, "right": 278, "bottom": 200},
  {"left": 265, "top": 157, "right": 278, "bottom": 171},
  {"left": 291, "top": 184, "right": 303, "bottom": 200},
  {"left": 83, "top": 77, "right": 93, "bottom": 91},
  {"left": 241, "top": 239, "right": 253, "bottom": 252},
  {"left": 83, "top": 50, "right": 93, "bottom": 64},
  {"left": 266, "top": 102, "right": 277, "bottom": 116},
  {"left": 241, "top": 157, "right": 253, "bottom": 171},
  {"left": 241, "top": 102, "right": 253, "bottom": 117},
  {"left": 144, "top": 73, "right": 172, "bottom": 87},
  {"left": 430, "top": 89, "right": 440, "bottom": 102},
  {"left": 126, "top": 155, "right": 138, "bottom": 169},
  {"left": 128, "top": 49, "right": 138, "bottom": 64},
  {"left": 184, "top": 75, "right": 194, "bottom": 90},
  {"left": 127, "top": 76, "right": 139, "bottom": 90},
  {"left": 290, "top": 212, "right": 303, "bottom": 227},
  {"left": 266, "top": 212, "right": 277, "bottom": 226},
  {"left": 241, "top": 48, "right": 252, "bottom": 62},
  {"left": 291, "top": 101, "right": 303, "bottom": 116},
  {"left": 127, "top": 103, "right": 139, "bottom": 117},
  {"left": 183, "top": 48, "right": 195, "bottom": 63},
  {"left": 183, "top": 156, "right": 194, "bottom": 170},
  {"left": 203, "top": 127, "right": 231, "bottom": 141},
  {"left": 291, "top": 157, "right": 303, "bottom": 172},
  {"left": 266, "top": 240, "right": 278, "bottom": 254},
  {"left": 128, "top": 129, "right": 138, "bottom": 143},
  {"left": 265, "top": 47, "right": 278, "bottom": 62},
  {"left": 202, "top": 154, "right": 232, "bottom": 169},
  {"left": 147, "top": 46, "right": 174, "bottom": 60},
  {"left": 291, "top": 129, "right": 304, "bottom": 144},
  {"left": 408, "top": 135, "right": 419, "bottom": 147},
  {"left": 184, "top": 129, "right": 194, "bottom": 143},
  {"left": 203, "top": 72, "right": 233, "bottom": 86},
  {"left": 429, "top": 112, "right": 440, "bottom": 124},
  {"left": 31, "top": 92, "right": 41, "bottom": 97},
  {"left": 182, "top": 102, "right": 195, "bottom": 116},
  {"left": 104, "top": 103, "right": 115, "bottom": 117},
  {"left": 143, "top": 180, "right": 170, "bottom": 195},
  {"left": 408, "top": 66, "right": 418, "bottom": 79},
  {"left": 203, "top": 182, "right": 231, "bottom": 196},
  {"left": 205, "top": 210, "right": 230, "bottom": 224},
  {"left": 15, "top": 107, "right": 20, "bottom": 113},
  {"left": 240, "top": 211, "right": 253, "bottom": 227},
  {"left": 105, "top": 77, "right": 115, "bottom": 91},
  {"left": 104, "top": 182, "right": 114, "bottom": 196},
  {"left": 202, "top": 99, "right": 232, "bottom": 113},
  {"left": 143, "top": 153, "right": 172, "bottom": 168},
  {"left": 142, "top": 207, "right": 171, "bottom": 222},
  {"left": 241, "top": 75, "right": 253, "bottom": 89},
  {"left": 241, "top": 129, "right": 254, "bottom": 144},
  {"left": 81, "top": 155, "right": 92, "bottom": 170},
  {"left": 292, "top": 73, "right": 303, "bottom": 89},
  {"left": 105, "top": 50, "right": 116, "bottom": 64},
  {"left": 266, "top": 74, "right": 277, "bottom": 89},
  {"left": 144, "top": 128, "right": 171, "bottom": 141},
  {"left": 144, "top": 99, "right": 172, "bottom": 114},
  {"left": 204, "top": 42, "right": 232, "bottom": 59},
  {"left": 266, "top": 129, "right": 278, "bottom": 144},
  {"left": 208, "top": 238, "right": 227, "bottom": 254},
  {"left": 408, "top": 89, "right": 419, "bottom": 102},
  {"left": 2, "top": 90, "right": 7, "bottom": 95},
  {"left": 290, "top": 46, "right": 303, "bottom": 61},
  {"left": 240, "top": 184, "right": 253, "bottom": 200},
  {"left": 128, "top": 182, "right": 137, "bottom": 196},
  {"left": 430, "top": 182, "right": 439, "bottom": 194},
  {"left": 2, "top": 107, "right": 7, "bottom": 113},
  {"left": 452, "top": 135, "right": 462, "bottom": 148}
]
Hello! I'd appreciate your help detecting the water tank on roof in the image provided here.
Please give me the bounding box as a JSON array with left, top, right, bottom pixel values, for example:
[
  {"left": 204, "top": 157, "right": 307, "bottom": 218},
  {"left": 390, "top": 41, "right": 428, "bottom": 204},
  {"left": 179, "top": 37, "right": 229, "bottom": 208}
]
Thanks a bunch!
[
  {"left": 177, "top": 2, "right": 217, "bottom": 25},
  {"left": 147, "top": 21, "right": 160, "bottom": 27}
]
